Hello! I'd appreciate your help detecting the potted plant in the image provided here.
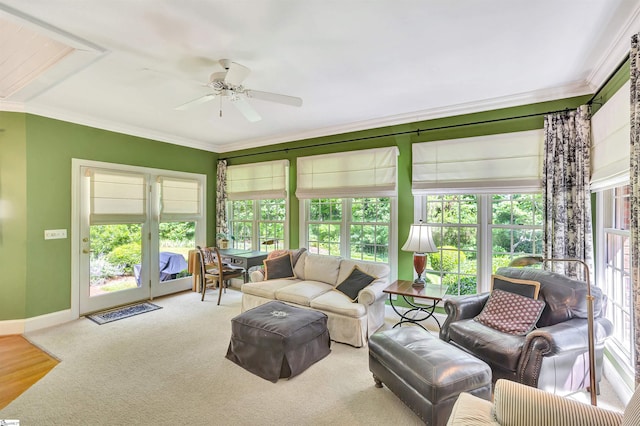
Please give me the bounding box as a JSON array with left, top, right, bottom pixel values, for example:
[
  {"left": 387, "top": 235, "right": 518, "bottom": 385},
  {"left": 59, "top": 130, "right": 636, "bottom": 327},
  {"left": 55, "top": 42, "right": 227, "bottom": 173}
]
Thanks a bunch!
[{"left": 217, "top": 232, "right": 230, "bottom": 249}]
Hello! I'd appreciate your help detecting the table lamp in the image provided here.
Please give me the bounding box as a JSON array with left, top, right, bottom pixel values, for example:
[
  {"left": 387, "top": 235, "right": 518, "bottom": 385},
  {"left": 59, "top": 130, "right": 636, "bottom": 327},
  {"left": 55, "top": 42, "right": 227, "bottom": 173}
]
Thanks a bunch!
[
  {"left": 509, "top": 255, "right": 597, "bottom": 406},
  {"left": 402, "top": 220, "right": 437, "bottom": 287}
]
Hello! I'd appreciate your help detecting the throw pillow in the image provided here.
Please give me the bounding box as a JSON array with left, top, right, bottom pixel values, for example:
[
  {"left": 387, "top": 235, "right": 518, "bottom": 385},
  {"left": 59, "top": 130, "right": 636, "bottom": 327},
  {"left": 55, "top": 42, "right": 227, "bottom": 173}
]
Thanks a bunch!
[
  {"left": 291, "top": 247, "right": 307, "bottom": 266},
  {"left": 263, "top": 253, "right": 296, "bottom": 280},
  {"left": 335, "top": 266, "right": 376, "bottom": 302},
  {"left": 474, "top": 289, "right": 545, "bottom": 335},
  {"left": 491, "top": 275, "right": 541, "bottom": 299}
]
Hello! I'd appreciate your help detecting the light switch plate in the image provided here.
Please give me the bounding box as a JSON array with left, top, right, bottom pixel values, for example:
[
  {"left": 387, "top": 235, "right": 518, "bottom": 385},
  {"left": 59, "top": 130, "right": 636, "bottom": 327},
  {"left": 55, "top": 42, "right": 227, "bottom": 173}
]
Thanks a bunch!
[{"left": 44, "top": 229, "right": 67, "bottom": 240}]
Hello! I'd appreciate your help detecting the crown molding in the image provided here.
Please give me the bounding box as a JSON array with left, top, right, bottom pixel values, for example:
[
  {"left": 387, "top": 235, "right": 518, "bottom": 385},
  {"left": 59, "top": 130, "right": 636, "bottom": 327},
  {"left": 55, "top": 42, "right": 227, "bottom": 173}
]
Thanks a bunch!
[
  {"left": 0, "top": 100, "right": 25, "bottom": 112},
  {"left": 2, "top": 79, "right": 593, "bottom": 155},
  {"left": 3, "top": 102, "right": 218, "bottom": 152},
  {"left": 587, "top": 4, "right": 640, "bottom": 89},
  {"left": 219, "top": 80, "right": 593, "bottom": 153}
]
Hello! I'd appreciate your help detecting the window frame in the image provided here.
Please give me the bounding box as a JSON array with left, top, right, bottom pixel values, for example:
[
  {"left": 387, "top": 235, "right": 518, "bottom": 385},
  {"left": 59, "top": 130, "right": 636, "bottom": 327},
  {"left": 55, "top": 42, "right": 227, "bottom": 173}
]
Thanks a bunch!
[
  {"left": 595, "top": 185, "right": 635, "bottom": 382},
  {"left": 300, "top": 196, "right": 397, "bottom": 280},
  {"left": 416, "top": 192, "right": 543, "bottom": 294},
  {"left": 227, "top": 198, "right": 289, "bottom": 252}
]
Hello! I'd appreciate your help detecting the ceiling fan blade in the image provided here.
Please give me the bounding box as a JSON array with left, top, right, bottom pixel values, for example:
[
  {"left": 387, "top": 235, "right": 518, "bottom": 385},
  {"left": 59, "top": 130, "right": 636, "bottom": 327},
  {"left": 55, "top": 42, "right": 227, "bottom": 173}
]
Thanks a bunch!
[
  {"left": 224, "top": 62, "right": 251, "bottom": 86},
  {"left": 245, "top": 89, "right": 303, "bottom": 107},
  {"left": 174, "top": 94, "right": 217, "bottom": 110},
  {"left": 231, "top": 97, "right": 261, "bottom": 122}
]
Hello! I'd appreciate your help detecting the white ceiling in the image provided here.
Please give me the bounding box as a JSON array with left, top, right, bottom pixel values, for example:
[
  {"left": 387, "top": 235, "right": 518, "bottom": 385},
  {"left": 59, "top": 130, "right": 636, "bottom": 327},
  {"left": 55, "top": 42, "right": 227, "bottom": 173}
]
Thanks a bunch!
[{"left": 1, "top": 0, "right": 640, "bottom": 153}]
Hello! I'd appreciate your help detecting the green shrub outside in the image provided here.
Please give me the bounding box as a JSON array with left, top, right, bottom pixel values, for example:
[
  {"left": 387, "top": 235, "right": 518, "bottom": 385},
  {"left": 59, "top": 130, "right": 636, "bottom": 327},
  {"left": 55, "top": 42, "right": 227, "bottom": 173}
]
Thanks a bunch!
[
  {"left": 105, "top": 242, "right": 141, "bottom": 274},
  {"left": 429, "top": 246, "right": 466, "bottom": 272}
]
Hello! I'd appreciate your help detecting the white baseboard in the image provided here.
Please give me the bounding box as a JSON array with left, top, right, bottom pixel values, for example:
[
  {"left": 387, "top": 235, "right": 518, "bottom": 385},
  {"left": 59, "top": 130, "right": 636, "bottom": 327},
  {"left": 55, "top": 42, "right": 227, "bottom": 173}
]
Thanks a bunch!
[
  {"left": 0, "top": 319, "right": 26, "bottom": 335},
  {"left": 0, "top": 309, "right": 76, "bottom": 336},
  {"left": 604, "top": 357, "right": 634, "bottom": 405}
]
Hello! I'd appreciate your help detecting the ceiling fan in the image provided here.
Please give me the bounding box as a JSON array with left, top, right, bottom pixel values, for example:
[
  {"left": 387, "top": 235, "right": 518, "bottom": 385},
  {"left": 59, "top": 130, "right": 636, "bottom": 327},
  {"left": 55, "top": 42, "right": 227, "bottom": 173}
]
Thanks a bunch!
[{"left": 174, "top": 59, "right": 303, "bottom": 122}]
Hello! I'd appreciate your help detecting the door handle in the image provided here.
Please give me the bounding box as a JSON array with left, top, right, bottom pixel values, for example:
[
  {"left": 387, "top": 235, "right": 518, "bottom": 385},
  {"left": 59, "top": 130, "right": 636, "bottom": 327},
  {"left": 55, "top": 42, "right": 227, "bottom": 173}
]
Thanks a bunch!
[{"left": 82, "top": 249, "right": 94, "bottom": 254}]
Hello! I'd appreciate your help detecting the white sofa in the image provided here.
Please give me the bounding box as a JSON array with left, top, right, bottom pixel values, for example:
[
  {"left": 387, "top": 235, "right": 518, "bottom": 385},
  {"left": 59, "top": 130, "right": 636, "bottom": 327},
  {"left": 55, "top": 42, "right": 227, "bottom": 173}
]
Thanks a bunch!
[{"left": 241, "top": 251, "right": 390, "bottom": 347}]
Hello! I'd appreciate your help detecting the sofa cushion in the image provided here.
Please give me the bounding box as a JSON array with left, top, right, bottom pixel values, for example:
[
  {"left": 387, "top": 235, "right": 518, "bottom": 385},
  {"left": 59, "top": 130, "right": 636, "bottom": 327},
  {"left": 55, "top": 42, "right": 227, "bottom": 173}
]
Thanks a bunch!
[
  {"left": 309, "top": 290, "right": 367, "bottom": 318},
  {"left": 448, "top": 319, "right": 526, "bottom": 372},
  {"left": 475, "top": 289, "right": 545, "bottom": 335},
  {"left": 264, "top": 253, "right": 296, "bottom": 280},
  {"left": 337, "top": 259, "right": 389, "bottom": 284},
  {"left": 241, "top": 279, "right": 300, "bottom": 299},
  {"left": 275, "top": 281, "right": 334, "bottom": 307},
  {"left": 496, "top": 267, "right": 604, "bottom": 327},
  {"left": 304, "top": 254, "right": 342, "bottom": 285},
  {"left": 293, "top": 250, "right": 308, "bottom": 279},
  {"left": 335, "top": 266, "right": 376, "bottom": 301}
]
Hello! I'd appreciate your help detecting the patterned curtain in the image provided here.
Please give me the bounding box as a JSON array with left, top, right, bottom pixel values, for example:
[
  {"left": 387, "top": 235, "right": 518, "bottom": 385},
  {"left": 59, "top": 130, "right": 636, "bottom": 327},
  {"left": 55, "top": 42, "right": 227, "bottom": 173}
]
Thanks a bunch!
[
  {"left": 216, "top": 159, "right": 229, "bottom": 239},
  {"left": 630, "top": 33, "right": 640, "bottom": 386},
  {"left": 542, "top": 105, "right": 594, "bottom": 279}
]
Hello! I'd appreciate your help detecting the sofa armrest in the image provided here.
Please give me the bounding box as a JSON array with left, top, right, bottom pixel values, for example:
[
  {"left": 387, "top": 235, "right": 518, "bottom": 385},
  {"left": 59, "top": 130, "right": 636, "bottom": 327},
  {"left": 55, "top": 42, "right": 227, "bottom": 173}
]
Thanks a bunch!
[
  {"left": 492, "top": 379, "right": 623, "bottom": 426},
  {"left": 525, "top": 317, "right": 613, "bottom": 356},
  {"left": 358, "top": 278, "right": 389, "bottom": 306},
  {"left": 439, "top": 293, "right": 490, "bottom": 341},
  {"left": 250, "top": 269, "right": 265, "bottom": 283},
  {"left": 517, "top": 317, "right": 613, "bottom": 387}
]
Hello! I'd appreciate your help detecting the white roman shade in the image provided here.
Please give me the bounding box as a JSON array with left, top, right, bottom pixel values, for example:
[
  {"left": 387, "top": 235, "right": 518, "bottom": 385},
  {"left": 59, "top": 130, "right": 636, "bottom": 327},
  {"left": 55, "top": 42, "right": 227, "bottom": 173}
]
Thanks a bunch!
[
  {"left": 590, "top": 80, "right": 630, "bottom": 190},
  {"left": 296, "top": 146, "right": 399, "bottom": 198},
  {"left": 411, "top": 129, "right": 544, "bottom": 194},
  {"left": 226, "top": 160, "right": 288, "bottom": 200},
  {"left": 159, "top": 176, "right": 201, "bottom": 220},
  {"left": 89, "top": 168, "right": 146, "bottom": 224}
]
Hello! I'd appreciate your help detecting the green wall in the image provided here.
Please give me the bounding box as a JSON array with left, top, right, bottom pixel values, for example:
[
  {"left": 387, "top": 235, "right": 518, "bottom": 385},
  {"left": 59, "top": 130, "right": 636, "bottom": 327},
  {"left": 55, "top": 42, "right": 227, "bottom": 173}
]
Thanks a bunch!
[
  {"left": 0, "top": 113, "right": 218, "bottom": 320},
  {"left": 0, "top": 91, "right": 598, "bottom": 321},
  {"left": 221, "top": 95, "right": 591, "bottom": 282},
  {"left": 0, "top": 112, "right": 28, "bottom": 320}
]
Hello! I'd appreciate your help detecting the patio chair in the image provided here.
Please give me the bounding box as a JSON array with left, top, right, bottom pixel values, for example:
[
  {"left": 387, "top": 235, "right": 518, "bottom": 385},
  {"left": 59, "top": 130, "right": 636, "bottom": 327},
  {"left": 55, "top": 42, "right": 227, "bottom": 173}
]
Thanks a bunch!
[{"left": 196, "top": 246, "right": 244, "bottom": 305}]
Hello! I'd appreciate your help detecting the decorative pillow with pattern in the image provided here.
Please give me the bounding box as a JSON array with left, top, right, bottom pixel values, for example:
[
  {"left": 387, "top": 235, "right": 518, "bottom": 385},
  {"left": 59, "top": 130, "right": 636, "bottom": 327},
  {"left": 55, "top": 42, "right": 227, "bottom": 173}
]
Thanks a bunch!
[
  {"left": 474, "top": 289, "right": 545, "bottom": 335},
  {"left": 263, "top": 253, "right": 296, "bottom": 280}
]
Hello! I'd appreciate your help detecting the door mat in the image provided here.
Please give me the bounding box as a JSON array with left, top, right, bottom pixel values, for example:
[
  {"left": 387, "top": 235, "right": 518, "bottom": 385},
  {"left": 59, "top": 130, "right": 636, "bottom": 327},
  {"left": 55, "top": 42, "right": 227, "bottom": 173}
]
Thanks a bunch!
[{"left": 87, "top": 302, "right": 162, "bottom": 325}]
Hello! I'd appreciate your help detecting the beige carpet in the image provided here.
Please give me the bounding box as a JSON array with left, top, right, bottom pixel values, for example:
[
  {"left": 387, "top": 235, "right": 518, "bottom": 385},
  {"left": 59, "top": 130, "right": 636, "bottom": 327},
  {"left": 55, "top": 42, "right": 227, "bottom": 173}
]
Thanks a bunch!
[
  {"left": 0, "top": 289, "right": 422, "bottom": 426},
  {"left": 0, "top": 289, "right": 625, "bottom": 425}
]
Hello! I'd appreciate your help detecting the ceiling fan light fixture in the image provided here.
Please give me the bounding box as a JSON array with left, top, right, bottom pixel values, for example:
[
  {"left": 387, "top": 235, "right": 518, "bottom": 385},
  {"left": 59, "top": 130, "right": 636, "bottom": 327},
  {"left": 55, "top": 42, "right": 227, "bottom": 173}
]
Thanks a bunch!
[{"left": 176, "top": 59, "right": 302, "bottom": 122}]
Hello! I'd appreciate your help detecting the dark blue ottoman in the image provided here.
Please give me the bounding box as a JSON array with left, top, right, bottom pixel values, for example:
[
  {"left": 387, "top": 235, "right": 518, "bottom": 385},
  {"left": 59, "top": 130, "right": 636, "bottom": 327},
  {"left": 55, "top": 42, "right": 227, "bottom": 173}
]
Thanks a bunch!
[{"left": 226, "top": 301, "right": 331, "bottom": 382}]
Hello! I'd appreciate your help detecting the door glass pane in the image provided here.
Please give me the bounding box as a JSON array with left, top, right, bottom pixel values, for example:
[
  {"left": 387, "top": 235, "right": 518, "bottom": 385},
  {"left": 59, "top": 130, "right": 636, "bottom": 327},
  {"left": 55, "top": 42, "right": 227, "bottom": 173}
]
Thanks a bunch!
[
  {"left": 158, "top": 221, "right": 193, "bottom": 283},
  {"left": 90, "top": 224, "right": 142, "bottom": 297}
]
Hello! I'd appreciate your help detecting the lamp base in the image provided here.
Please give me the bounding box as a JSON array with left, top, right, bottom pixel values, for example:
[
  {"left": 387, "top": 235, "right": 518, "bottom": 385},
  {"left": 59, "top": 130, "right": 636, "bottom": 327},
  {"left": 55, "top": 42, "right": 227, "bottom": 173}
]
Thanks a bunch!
[{"left": 412, "top": 277, "right": 425, "bottom": 288}]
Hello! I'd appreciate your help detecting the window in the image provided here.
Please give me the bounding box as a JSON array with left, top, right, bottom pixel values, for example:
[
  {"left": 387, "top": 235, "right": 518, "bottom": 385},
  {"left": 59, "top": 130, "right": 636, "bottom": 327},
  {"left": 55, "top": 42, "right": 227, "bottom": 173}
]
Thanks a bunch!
[
  {"left": 598, "top": 185, "right": 633, "bottom": 371},
  {"left": 421, "top": 193, "right": 543, "bottom": 295},
  {"left": 297, "top": 147, "right": 398, "bottom": 271},
  {"left": 225, "top": 160, "right": 289, "bottom": 252},
  {"left": 228, "top": 199, "right": 286, "bottom": 252},
  {"left": 304, "top": 197, "right": 391, "bottom": 263}
]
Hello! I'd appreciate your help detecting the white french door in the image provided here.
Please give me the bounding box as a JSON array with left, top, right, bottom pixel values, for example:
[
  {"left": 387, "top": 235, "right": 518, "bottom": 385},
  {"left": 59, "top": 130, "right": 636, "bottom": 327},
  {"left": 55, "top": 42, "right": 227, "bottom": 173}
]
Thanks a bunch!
[{"left": 75, "top": 160, "right": 205, "bottom": 315}]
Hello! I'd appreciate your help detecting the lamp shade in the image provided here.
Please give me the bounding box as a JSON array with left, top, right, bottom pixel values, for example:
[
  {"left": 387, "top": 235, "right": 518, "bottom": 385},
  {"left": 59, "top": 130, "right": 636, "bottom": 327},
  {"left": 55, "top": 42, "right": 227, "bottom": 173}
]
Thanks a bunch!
[{"left": 402, "top": 222, "right": 437, "bottom": 253}]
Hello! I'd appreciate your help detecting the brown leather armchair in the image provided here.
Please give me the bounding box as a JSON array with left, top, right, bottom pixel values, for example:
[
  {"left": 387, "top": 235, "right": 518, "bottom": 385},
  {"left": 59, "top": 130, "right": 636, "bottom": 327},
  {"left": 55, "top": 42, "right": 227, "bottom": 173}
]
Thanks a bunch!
[{"left": 439, "top": 267, "right": 613, "bottom": 395}]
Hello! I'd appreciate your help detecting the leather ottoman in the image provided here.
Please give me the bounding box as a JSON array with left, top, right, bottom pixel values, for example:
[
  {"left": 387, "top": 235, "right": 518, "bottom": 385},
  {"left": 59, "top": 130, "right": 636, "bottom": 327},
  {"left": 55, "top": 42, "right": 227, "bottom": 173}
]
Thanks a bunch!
[
  {"left": 369, "top": 327, "right": 491, "bottom": 425},
  {"left": 226, "top": 301, "right": 331, "bottom": 382}
]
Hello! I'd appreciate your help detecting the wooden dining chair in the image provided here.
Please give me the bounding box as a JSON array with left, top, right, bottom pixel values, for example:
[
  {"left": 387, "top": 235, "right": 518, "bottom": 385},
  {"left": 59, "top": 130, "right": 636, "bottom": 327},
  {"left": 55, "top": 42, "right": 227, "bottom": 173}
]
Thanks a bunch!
[{"left": 196, "top": 246, "right": 244, "bottom": 305}]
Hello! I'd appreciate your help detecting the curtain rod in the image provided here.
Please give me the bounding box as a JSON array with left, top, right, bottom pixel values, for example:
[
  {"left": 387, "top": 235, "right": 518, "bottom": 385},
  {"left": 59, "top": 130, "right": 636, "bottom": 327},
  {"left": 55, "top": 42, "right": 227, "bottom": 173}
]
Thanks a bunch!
[
  {"left": 221, "top": 108, "right": 566, "bottom": 161},
  {"left": 223, "top": 56, "right": 630, "bottom": 161},
  {"left": 586, "top": 53, "right": 629, "bottom": 105}
]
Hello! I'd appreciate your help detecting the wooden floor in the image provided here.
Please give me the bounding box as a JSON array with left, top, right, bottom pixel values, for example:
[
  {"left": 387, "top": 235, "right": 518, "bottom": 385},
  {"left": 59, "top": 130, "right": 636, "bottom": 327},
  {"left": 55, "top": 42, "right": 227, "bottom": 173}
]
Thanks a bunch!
[{"left": 0, "top": 335, "right": 59, "bottom": 410}]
